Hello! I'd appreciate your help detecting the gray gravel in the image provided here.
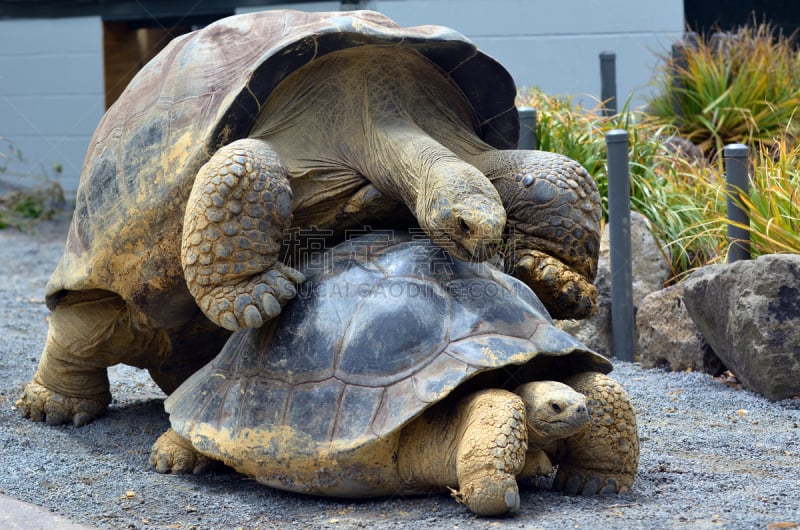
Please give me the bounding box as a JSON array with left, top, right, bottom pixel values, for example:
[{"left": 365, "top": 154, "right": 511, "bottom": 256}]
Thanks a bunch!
[{"left": 1, "top": 215, "right": 799, "bottom": 530}]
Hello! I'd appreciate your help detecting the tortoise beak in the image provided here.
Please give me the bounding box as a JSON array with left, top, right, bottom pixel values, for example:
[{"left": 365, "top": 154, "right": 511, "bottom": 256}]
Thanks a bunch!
[{"left": 449, "top": 198, "right": 505, "bottom": 262}]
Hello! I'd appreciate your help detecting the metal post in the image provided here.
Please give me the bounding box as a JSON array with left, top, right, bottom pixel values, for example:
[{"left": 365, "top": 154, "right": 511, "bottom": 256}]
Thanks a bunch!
[
  {"left": 724, "top": 143, "right": 750, "bottom": 262},
  {"left": 517, "top": 106, "right": 537, "bottom": 150},
  {"left": 606, "top": 129, "right": 634, "bottom": 362},
  {"left": 599, "top": 52, "right": 617, "bottom": 117}
]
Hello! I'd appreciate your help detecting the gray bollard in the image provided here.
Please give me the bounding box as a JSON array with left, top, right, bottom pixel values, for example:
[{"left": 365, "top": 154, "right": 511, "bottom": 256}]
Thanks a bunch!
[
  {"left": 517, "top": 106, "right": 537, "bottom": 150},
  {"left": 599, "top": 51, "right": 617, "bottom": 117},
  {"left": 606, "top": 129, "right": 634, "bottom": 362},
  {"left": 724, "top": 143, "right": 750, "bottom": 262}
]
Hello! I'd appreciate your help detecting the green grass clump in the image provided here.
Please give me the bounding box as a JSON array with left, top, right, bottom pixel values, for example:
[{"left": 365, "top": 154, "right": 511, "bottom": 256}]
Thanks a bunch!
[
  {"left": 646, "top": 23, "right": 800, "bottom": 158},
  {"left": 1, "top": 135, "right": 64, "bottom": 229},
  {"left": 681, "top": 139, "right": 800, "bottom": 264},
  {"left": 519, "top": 19, "right": 800, "bottom": 283},
  {"left": 517, "top": 88, "right": 719, "bottom": 279},
  {"left": 743, "top": 141, "right": 800, "bottom": 255}
]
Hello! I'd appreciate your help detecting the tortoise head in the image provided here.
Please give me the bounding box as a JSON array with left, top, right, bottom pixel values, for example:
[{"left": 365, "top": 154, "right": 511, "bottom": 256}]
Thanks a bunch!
[
  {"left": 502, "top": 152, "right": 602, "bottom": 281},
  {"left": 416, "top": 162, "right": 506, "bottom": 263},
  {"left": 515, "top": 380, "right": 590, "bottom": 447}
]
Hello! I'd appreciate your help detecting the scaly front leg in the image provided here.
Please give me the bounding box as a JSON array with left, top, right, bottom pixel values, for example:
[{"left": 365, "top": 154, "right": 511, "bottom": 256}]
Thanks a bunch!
[
  {"left": 469, "top": 149, "right": 601, "bottom": 319},
  {"left": 183, "top": 139, "right": 304, "bottom": 331},
  {"left": 398, "top": 389, "right": 527, "bottom": 516},
  {"left": 511, "top": 248, "right": 599, "bottom": 320}
]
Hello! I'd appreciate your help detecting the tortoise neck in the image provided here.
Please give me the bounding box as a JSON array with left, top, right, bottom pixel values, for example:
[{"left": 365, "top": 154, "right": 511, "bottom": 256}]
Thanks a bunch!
[
  {"left": 367, "top": 120, "right": 464, "bottom": 209},
  {"left": 248, "top": 45, "right": 504, "bottom": 258},
  {"left": 368, "top": 119, "right": 505, "bottom": 261}
]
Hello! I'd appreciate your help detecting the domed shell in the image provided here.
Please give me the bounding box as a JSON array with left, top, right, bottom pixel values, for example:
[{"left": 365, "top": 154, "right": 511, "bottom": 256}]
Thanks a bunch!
[
  {"left": 165, "top": 235, "right": 611, "bottom": 471},
  {"left": 47, "top": 10, "right": 520, "bottom": 327}
]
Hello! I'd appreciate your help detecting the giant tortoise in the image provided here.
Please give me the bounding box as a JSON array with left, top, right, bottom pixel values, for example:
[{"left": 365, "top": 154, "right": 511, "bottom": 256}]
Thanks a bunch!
[
  {"left": 151, "top": 235, "right": 638, "bottom": 516},
  {"left": 18, "top": 10, "right": 601, "bottom": 427}
]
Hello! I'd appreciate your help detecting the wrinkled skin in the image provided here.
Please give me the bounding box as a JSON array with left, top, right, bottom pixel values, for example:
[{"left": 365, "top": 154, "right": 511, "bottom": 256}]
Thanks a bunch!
[{"left": 18, "top": 29, "right": 599, "bottom": 428}]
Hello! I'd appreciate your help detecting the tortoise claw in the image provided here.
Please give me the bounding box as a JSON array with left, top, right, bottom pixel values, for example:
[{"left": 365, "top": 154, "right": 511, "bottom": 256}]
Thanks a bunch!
[
  {"left": 511, "top": 249, "right": 597, "bottom": 320},
  {"left": 197, "top": 263, "right": 304, "bottom": 331},
  {"left": 257, "top": 292, "right": 282, "bottom": 319},
  {"left": 219, "top": 311, "right": 239, "bottom": 331},
  {"left": 17, "top": 380, "right": 108, "bottom": 427},
  {"left": 150, "top": 429, "right": 217, "bottom": 475},
  {"left": 243, "top": 305, "right": 264, "bottom": 328}
]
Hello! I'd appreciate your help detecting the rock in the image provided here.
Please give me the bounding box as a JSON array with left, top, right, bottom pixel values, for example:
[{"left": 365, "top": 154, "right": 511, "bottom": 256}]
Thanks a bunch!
[
  {"left": 558, "top": 211, "right": 672, "bottom": 358},
  {"left": 558, "top": 296, "right": 611, "bottom": 356},
  {"left": 636, "top": 284, "right": 724, "bottom": 374},
  {"left": 661, "top": 134, "right": 706, "bottom": 167},
  {"left": 682, "top": 254, "right": 800, "bottom": 401}
]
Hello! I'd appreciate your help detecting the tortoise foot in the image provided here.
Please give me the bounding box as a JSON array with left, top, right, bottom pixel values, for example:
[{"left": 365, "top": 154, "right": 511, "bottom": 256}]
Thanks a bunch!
[
  {"left": 452, "top": 389, "right": 527, "bottom": 516},
  {"left": 512, "top": 249, "right": 597, "bottom": 319},
  {"left": 182, "top": 138, "right": 304, "bottom": 331},
  {"left": 452, "top": 474, "right": 520, "bottom": 516},
  {"left": 16, "top": 380, "right": 109, "bottom": 427},
  {"left": 554, "top": 372, "right": 639, "bottom": 495},
  {"left": 196, "top": 261, "right": 305, "bottom": 331},
  {"left": 398, "top": 388, "right": 525, "bottom": 516},
  {"left": 150, "top": 428, "right": 217, "bottom": 474},
  {"left": 553, "top": 464, "right": 631, "bottom": 495}
]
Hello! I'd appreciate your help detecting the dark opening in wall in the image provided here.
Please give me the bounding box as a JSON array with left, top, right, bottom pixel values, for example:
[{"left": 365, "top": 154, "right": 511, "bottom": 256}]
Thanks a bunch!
[{"left": 684, "top": 0, "right": 800, "bottom": 37}]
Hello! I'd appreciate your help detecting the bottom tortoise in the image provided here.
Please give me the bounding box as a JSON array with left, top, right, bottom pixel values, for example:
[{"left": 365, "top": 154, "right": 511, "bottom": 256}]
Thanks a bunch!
[{"left": 151, "top": 235, "right": 639, "bottom": 516}]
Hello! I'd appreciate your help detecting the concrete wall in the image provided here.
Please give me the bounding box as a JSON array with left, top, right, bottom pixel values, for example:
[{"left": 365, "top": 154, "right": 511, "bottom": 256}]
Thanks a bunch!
[
  {"left": 0, "top": 16, "right": 104, "bottom": 196},
  {"left": 1, "top": 1, "right": 683, "bottom": 198}
]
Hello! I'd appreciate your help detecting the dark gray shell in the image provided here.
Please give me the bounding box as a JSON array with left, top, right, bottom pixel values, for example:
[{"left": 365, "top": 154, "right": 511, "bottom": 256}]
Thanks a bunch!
[
  {"left": 47, "top": 10, "right": 520, "bottom": 327},
  {"left": 166, "top": 235, "right": 611, "bottom": 462}
]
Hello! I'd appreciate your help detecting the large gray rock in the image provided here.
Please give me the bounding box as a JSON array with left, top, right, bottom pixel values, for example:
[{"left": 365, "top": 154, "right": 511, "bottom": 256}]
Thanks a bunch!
[
  {"left": 636, "top": 284, "right": 723, "bottom": 374},
  {"left": 682, "top": 254, "right": 800, "bottom": 401},
  {"left": 558, "top": 210, "right": 672, "bottom": 358}
]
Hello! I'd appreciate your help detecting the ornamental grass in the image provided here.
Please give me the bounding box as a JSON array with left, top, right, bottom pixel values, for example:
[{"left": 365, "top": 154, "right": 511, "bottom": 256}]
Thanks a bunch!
[
  {"left": 518, "top": 76, "right": 800, "bottom": 284},
  {"left": 646, "top": 22, "right": 800, "bottom": 159},
  {"left": 516, "top": 88, "right": 719, "bottom": 281}
]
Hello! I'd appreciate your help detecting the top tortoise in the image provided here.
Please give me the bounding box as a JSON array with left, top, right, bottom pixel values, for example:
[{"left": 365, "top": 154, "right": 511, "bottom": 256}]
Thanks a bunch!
[{"left": 18, "top": 10, "right": 601, "bottom": 427}]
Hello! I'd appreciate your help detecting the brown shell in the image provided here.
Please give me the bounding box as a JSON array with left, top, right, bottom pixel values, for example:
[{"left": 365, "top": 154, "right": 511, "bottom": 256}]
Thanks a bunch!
[{"left": 47, "top": 10, "right": 520, "bottom": 327}]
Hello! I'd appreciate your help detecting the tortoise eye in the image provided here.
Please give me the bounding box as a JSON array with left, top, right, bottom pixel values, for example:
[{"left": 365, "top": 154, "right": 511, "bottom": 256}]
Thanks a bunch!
[
  {"left": 459, "top": 217, "right": 471, "bottom": 236},
  {"left": 551, "top": 402, "right": 562, "bottom": 413}
]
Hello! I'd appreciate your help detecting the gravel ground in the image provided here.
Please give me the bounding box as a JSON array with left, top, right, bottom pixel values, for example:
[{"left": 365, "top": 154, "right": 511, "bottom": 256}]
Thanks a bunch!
[{"left": 1, "top": 215, "right": 799, "bottom": 530}]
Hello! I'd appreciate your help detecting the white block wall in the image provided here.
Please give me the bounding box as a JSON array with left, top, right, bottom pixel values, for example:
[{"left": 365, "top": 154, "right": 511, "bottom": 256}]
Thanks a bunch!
[{"left": 0, "top": 16, "right": 104, "bottom": 196}]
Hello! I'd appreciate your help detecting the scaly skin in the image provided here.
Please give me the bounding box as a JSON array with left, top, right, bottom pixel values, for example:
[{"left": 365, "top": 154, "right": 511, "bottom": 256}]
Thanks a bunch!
[
  {"left": 182, "top": 138, "right": 304, "bottom": 331},
  {"left": 511, "top": 249, "right": 599, "bottom": 320},
  {"left": 150, "top": 428, "right": 218, "bottom": 475},
  {"left": 16, "top": 293, "right": 169, "bottom": 426},
  {"left": 467, "top": 150, "right": 602, "bottom": 319},
  {"left": 551, "top": 372, "right": 640, "bottom": 494}
]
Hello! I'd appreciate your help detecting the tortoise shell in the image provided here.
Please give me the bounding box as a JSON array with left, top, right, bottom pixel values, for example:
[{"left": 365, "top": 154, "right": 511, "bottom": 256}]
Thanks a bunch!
[
  {"left": 165, "top": 235, "right": 612, "bottom": 482},
  {"left": 47, "top": 10, "right": 520, "bottom": 328}
]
